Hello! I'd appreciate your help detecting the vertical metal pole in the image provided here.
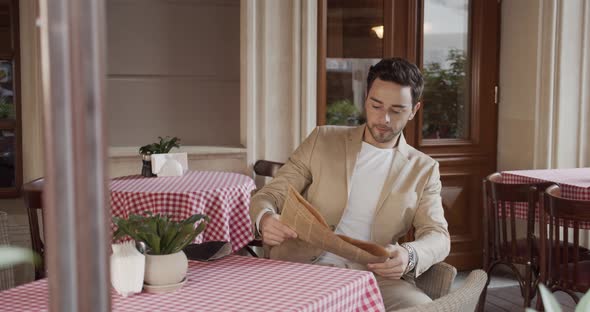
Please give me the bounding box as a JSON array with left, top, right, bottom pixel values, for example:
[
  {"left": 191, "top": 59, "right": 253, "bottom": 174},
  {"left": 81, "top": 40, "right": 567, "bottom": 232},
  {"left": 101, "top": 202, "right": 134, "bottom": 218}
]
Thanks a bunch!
[{"left": 38, "top": 0, "right": 110, "bottom": 311}]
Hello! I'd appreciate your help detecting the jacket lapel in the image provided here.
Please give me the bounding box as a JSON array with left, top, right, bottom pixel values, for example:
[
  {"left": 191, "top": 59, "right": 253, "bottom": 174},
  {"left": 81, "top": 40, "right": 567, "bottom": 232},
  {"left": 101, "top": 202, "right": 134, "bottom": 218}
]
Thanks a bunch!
[
  {"left": 373, "top": 133, "right": 410, "bottom": 216},
  {"left": 345, "top": 125, "right": 365, "bottom": 197}
]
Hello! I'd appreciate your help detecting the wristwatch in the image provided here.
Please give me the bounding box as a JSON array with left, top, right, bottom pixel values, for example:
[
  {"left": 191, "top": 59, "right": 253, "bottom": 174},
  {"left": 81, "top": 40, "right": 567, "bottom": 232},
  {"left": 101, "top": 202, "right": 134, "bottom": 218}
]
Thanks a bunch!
[{"left": 400, "top": 243, "right": 417, "bottom": 274}]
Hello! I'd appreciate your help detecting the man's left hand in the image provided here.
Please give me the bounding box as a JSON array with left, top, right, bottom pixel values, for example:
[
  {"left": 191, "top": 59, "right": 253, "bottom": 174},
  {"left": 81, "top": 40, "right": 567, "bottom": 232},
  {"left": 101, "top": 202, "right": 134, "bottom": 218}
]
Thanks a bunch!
[{"left": 367, "top": 244, "right": 409, "bottom": 279}]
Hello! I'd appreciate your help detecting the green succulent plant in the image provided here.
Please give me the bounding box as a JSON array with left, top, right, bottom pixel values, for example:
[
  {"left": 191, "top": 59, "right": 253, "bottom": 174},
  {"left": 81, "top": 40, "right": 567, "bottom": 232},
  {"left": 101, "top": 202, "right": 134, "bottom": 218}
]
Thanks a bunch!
[
  {"left": 113, "top": 212, "right": 209, "bottom": 255},
  {"left": 0, "top": 246, "right": 38, "bottom": 268},
  {"left": 138, "top": 136, "right": 181, "bottom": 155}
]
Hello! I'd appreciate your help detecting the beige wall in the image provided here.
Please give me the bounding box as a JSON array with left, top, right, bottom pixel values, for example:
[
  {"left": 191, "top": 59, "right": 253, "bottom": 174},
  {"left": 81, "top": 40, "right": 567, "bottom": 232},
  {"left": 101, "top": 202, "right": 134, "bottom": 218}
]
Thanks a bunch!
[
  {"left": 10, "top": 0, "right": 317, "bottom": 183},
  {"left": 498, "top": 0, "right": 590, "bottom": 170},
  {"left": 497, "top": 0, "right": 540, "bottom": 170},
  {"left": 17, "top": 0, "right": 44, "bottom": 183},
  {"left": 106, "top": 0, "right": 241, "bottom": 147}
]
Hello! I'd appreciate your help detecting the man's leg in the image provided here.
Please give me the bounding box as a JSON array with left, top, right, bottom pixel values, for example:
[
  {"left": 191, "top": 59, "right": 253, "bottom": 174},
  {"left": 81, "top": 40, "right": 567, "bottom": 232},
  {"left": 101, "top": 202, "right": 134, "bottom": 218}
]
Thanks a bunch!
[{"left": 377, "top": 276, "right": 432, "bottom": 311}]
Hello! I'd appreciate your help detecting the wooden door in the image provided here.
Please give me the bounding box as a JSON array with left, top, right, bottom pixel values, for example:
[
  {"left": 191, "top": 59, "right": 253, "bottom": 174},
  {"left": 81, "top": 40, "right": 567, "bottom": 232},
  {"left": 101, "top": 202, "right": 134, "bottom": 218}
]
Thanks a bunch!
[{"left": 318, "top": 0, "right": 501, "bottom": 270}]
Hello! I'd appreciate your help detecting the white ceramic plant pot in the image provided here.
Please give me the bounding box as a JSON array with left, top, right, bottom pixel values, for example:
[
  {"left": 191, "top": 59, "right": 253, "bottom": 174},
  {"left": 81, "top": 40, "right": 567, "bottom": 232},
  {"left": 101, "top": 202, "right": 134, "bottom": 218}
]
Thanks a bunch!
[{"left": 144, "top": 251, "right": 188, "bottom": 286}]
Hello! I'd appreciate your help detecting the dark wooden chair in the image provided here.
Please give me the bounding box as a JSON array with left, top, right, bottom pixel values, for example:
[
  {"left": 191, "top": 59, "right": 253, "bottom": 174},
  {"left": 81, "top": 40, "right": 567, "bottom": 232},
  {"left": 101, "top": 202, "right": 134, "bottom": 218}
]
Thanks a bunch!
[
  {"left": 253, "top": 160, "right": 284, "bottom": 180},
  {"left": 480, "top": 173, "right": 554, "bottom": 309},
  {"left": 245, "top": 160, "right": 284, "bottom": 257},
  {"left": 537, "top": 185, "right": 590, "bottom": 308},
  {"left": 22, "top": 177, "right": 46, "bottom": 280}
]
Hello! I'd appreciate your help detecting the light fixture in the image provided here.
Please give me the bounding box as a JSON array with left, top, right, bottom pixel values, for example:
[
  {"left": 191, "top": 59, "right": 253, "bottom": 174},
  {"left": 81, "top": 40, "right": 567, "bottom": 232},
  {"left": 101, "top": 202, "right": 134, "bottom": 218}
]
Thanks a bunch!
[
  {"left": 371, "top": 25, "right": 383, "bottom": 39},
  {"left": 424, "top": 22, "right": 433, "bottom": 34}
]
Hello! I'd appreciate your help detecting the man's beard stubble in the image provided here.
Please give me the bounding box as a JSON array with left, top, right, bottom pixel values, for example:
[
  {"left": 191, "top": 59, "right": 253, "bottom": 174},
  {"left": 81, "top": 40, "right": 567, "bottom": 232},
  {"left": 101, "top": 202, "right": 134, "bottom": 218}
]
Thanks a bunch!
[{"left": 367, "top": 124, "right": 400, "bottom": 144}]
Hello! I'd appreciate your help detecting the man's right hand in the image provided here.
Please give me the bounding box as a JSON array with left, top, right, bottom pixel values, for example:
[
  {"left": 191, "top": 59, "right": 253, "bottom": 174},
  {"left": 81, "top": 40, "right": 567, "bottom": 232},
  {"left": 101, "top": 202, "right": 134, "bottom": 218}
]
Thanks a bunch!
[{"left": 259, "top": 213, "right": 298, "bottom": 246}]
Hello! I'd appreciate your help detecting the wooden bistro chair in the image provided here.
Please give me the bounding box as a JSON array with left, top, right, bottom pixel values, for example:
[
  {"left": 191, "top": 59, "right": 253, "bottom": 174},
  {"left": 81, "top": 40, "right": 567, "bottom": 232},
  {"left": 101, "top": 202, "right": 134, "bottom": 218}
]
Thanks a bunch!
[
  {"left": 480, "top": 173, "right": 554, "bottom": 308},
  {"left": 22, "top": 177, "right": 46, "bottom": 280},
  {"left": 537, "top": 185, "right": 590, "bottom": 308},
  {"left": 244, "top": 160, "right": 284, "bottom": 257}
]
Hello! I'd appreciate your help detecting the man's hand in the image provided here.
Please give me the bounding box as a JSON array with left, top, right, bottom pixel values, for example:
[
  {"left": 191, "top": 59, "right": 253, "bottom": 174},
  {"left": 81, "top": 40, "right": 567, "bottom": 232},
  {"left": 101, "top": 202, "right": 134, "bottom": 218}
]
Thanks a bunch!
[
  {"left": 259, "top": 213, "right": 297, "bottom": 246},
  {"left": 367, "top": 244, "right": 409, "bottom": 279}
]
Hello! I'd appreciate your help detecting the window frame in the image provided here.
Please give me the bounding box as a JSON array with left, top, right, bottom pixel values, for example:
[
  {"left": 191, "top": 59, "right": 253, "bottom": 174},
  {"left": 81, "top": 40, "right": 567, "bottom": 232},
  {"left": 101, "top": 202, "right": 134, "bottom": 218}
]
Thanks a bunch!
[{"left": 0, "top": 0, "right": 23, "bottom": 198}]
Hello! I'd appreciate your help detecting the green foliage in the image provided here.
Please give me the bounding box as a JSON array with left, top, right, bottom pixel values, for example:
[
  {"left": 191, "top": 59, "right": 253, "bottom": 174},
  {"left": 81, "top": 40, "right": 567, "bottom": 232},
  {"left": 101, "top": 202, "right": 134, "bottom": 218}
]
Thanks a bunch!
[
  {"left": 113, "top": 212, "right": 209, "bottom": 255},
  {"left": 0, "top": 98, "right": 14, "bottom": 119},
  {"left": 139, "top": 136, "right": 181, "bottom": 155},
  {"left": 0, "top": 246, "right": 38, "bottom": 268},
  {"left": 326, "top": 99, "right": 361, "bottom": 125},
  {"left": 525, "top": 284, "right": 590, "bottom": 312},
  {"left": 422, "top": 49, "right": 468, "bottom": 139}
]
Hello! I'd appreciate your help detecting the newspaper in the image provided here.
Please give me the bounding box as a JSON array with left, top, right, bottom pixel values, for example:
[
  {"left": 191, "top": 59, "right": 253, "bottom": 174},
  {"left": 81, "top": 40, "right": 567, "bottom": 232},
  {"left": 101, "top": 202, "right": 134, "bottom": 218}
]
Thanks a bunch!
[{"left": 280, "top": 185, "right": 391, "bottom": 264}]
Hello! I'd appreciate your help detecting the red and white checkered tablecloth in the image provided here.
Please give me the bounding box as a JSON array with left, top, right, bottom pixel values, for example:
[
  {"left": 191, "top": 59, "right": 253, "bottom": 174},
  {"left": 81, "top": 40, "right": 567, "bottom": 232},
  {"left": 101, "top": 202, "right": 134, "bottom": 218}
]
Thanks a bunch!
[
  {"left": 0, "top": 256, "right": 385, "bottom": 312},
  {"left": 502, "top": 168, "right": 590, "bottom": 229},
  {"left": 110, "top": 171, "right": 256, "bottom": 252}
]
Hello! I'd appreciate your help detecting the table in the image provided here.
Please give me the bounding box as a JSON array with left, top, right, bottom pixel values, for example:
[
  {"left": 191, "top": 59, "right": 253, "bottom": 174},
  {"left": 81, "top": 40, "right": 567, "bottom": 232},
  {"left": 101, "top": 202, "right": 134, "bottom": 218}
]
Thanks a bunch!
[
  {"left": 502, "top": 167, "right": 590, "bottom": 228},
  {"left": 110, "top": 171, "right": 256, "bottom": 252},
  {"left": 0, "top": 256, "right": 385, "bottom": 312}
]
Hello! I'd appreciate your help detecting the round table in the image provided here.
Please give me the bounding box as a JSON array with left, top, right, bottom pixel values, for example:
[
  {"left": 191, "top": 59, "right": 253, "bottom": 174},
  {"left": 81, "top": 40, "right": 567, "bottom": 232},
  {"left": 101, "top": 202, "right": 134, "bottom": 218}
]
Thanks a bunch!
[{"left": 110, "top": 171, "right": 256, "bottom": 252}]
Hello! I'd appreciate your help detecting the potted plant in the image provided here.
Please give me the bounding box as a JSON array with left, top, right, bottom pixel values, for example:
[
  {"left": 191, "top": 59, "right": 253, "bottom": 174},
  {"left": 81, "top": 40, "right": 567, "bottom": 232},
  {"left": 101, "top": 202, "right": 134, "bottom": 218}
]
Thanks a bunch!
[
  {"left": 138, "top": 136, "right": 181, "bottom": 177},
  {"left": 326, "top": 99, "right": 361, "bottom": 126},
  {"left": 113, "top": 212, "right": 209, "bottom": 286}
]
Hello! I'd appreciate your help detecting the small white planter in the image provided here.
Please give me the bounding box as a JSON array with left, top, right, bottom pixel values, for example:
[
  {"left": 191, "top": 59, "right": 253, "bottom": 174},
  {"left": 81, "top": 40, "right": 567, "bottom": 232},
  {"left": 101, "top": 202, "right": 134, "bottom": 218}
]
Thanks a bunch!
[{"left": 144, "top": 251, "right": 188, "bottom": 286}]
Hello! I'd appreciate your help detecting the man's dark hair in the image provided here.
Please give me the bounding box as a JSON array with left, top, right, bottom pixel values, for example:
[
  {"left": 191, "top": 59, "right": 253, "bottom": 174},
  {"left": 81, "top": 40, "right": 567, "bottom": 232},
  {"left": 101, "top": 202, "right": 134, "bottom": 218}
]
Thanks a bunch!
[{"left": 366, "top": 58, "right": 424, "bottom": 106}]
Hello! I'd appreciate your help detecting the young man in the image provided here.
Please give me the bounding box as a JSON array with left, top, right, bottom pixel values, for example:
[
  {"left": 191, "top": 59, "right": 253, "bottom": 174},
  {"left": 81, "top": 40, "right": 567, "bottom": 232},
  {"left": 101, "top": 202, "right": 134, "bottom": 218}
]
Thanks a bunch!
[{"left": 250, "top": 58, "right": 450, "bottom": 311}]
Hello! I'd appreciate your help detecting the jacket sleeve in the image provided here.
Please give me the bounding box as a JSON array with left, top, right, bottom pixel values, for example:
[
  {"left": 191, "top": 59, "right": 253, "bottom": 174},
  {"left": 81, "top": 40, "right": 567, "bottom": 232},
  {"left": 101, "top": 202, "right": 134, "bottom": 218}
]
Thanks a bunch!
[
  {"left": 407, "top": 162, "right": 451, "bottom": 277},
  {"left": 249, "top": 127, "right": 320, "bottom": 236}
]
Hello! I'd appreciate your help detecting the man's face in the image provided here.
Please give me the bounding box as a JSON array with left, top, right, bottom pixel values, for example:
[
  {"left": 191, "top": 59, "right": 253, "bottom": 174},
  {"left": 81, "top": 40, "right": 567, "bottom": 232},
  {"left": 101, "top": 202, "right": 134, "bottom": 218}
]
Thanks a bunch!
[{"left": 364, "top": 78, "right": 421, "bottom": 147}]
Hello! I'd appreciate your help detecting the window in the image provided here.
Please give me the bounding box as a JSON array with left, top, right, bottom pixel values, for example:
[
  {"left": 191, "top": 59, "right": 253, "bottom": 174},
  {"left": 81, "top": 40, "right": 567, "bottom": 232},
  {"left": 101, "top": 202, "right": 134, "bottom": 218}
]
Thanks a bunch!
[
  {"left": 421, "top": 0, "right": 470, "bottom": 140},
  {"left": 320, "top": 0, "right": 384, "bottom": 126},
  {"left": 0, "top": 0, "right": 22, "bottom": 197}
]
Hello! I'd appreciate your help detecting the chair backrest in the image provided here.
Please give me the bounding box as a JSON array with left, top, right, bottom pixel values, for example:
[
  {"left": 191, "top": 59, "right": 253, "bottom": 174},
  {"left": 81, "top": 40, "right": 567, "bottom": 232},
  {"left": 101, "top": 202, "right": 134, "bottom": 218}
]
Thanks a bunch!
[
  {"left": 483, "top": 173, "right": 553, "bottom": 265},
  {"left": 22, "top": 177, "right": 45, "bottom": 280},
  {"left": 398, "top": 270, "right": 488, "bottom": 312},
  {"left": 0, "top": 211, "right": 15, "bottom": 290},
  {"left": 540, "top": 185, "right": 590, "bottom": 294},
  {"left": 253, "top": 160, "right": 284, "bottom": 178}
]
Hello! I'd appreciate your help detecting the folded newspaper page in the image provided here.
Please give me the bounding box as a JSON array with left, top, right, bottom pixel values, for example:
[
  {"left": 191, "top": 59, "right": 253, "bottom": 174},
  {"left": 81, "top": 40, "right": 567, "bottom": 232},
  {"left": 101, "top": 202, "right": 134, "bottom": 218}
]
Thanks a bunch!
[{"left": 280, "top": 185, "right": 391, "bottom": 264}]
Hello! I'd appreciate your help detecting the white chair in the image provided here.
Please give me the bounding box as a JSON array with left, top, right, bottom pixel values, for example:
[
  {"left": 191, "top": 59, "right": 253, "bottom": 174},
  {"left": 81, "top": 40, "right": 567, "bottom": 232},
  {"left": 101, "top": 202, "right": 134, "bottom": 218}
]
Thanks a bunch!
[{"left": 398, "top": 269, "right": 488, "bottom": 312}]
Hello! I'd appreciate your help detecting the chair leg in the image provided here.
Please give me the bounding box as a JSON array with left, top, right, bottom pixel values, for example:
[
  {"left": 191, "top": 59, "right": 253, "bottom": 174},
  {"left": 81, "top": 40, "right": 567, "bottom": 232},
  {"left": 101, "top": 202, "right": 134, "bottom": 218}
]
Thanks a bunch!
[
  {"left": 524, "top": 263, "right": 532, "bottom": 307},
  {"left": 244, "top": 245, "right": 259, "bottom": 258}
]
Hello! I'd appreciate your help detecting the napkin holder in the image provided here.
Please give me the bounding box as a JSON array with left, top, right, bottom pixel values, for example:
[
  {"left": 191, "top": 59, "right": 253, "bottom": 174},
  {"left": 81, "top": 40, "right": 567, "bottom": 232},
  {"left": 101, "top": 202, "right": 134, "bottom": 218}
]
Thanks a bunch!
[
  {"left": 111, "top": 241, "right": 145, "bottom": 297},
  {"left": 151, "top": 152, "right": 188, "bottom": 177}
]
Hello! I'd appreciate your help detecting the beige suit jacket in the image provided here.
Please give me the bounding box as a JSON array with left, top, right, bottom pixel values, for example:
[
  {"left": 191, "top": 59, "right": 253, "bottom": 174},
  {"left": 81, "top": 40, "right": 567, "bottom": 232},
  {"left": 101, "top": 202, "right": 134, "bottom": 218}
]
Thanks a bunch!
[{"left": 249, "top": 125, "right": 450, "bottom": 277}]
